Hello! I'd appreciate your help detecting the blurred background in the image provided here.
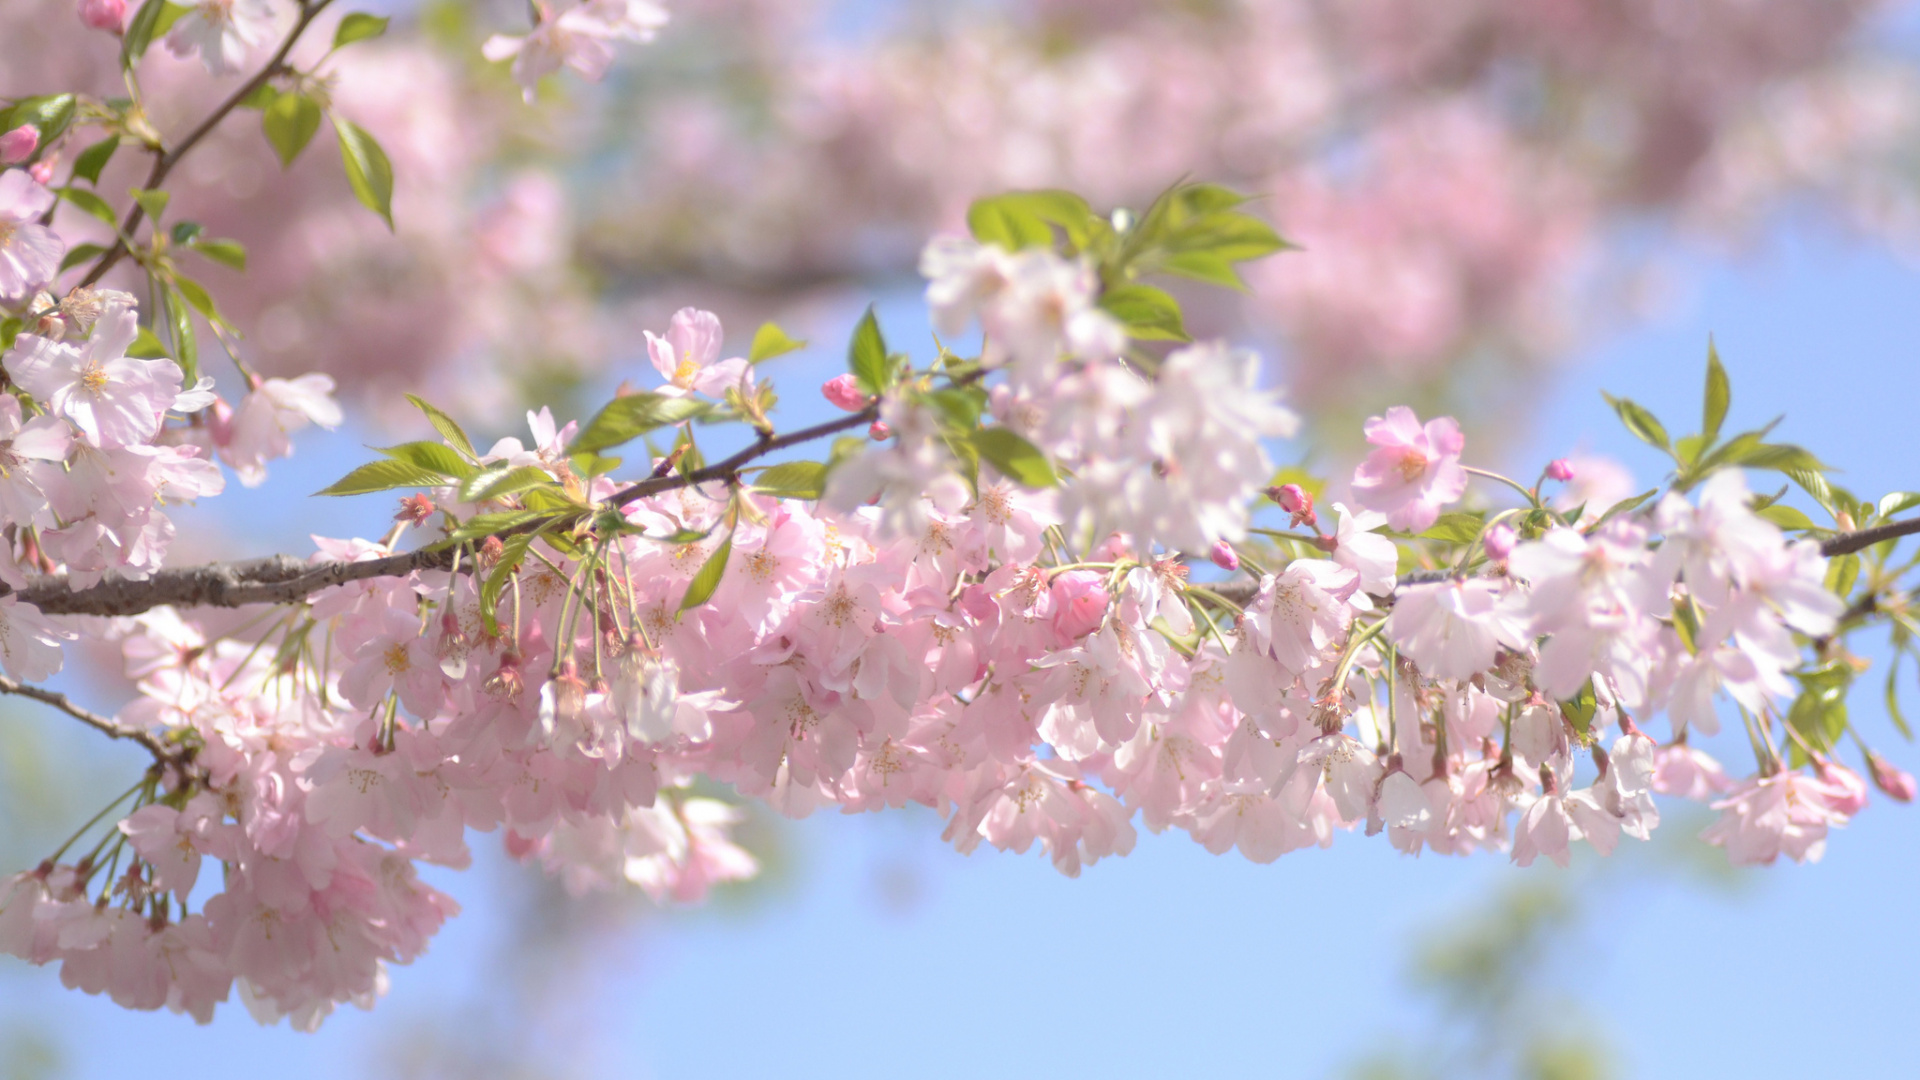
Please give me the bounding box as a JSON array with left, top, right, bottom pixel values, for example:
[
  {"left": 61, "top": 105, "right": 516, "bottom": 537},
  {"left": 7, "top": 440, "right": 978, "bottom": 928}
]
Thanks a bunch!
[{"left": 5, "top": 1, "right": 1920, "bottom": 1076}]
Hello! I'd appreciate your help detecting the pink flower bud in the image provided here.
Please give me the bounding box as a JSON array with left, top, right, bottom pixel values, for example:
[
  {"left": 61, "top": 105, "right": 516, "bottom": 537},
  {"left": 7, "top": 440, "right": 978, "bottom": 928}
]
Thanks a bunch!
[
  {"left": 1483, "top": 522, "right": 1516, "bottom": 561},
  {"left": 0, "top": 125, "right": 38, "bottom": 165},
  {"left": 1868, "top": 751, "right": 1917, "bottom": 804},
  {"left": 28, "top": 158, "right": 55, "bottom": 185},
  {"left": 1049, "top": 570, "right": 1109, "bottom": 643},
  {"left": 868, "top": 420, "right": 892, "bottom": 441},
  {"left": 1209, "top": 540, "right": 1240, "bottom": 571},
  {"left": 821, "top": 373, "right": 871, "bottom": 413},
  {"left": 1546, "top": 458, "right": 1575, "bottom": 482},
  {"left": 78, "top": 0, "right": 128, "bottom": 31},
  {"left": 1274, "top": 483, "right": 1317, "bottom": 529}
]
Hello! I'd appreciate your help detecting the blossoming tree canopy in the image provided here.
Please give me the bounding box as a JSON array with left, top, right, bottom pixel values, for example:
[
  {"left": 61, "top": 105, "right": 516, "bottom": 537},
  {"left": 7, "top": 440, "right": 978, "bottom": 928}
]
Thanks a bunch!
[{"left": 2, "top": 0, "right": 1919, "bottom": 1033}]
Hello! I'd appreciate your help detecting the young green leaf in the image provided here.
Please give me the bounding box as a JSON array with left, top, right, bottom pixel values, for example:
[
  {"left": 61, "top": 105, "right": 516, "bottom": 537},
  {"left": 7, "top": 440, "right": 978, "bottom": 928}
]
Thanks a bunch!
[
  {"left": 1099, "top": 283, "right": 1190, "bottom": 342},
  {"left": 462, "top": 465, "right": 556, "bottom": 504},
  {"left": 58, "top": 186, "right": 121, "bottom": 228},
  {"left": 58, "top": 243, "right": 108, "bottom": 274},
  {"left": 263, "top": 92, "right": 323, "bottom": 167},
  {"left": 127, "top": 327, "right": 170, "bottom": 359},
  {"left": 1702, "top": 338, "right": 1731, "bottom": 444},
  {"left": 1419, "top": 512, "right": 1485, "bottom": 545},
  {"left": 445, "top": 509, "right": 554, "bottom": 544},
  {"left": 749, "top": 322, "right": 807, "bottom": 364},
  {"left": 679, "top": 534, "right": 734, "bottom": 612},
  {"left": 129, "top": 187, "right": 169, "bottom": 222},
  {"left": 752, "top": 461, "right": 828, "bottom": 499},
  {"left": 334, "top": 13, "right": 391, "bottom": 48},
  {"left": 966, "top": 190, "right": 1095, "bottom": 250},
  {"left": 1601, "top": 393, "right": 1671, "bottom": 453},
  {"left": 972, "top": 428, "right": 1057, "bottom": 488},
  {"left": 315, "top": 459, "right": 454, "bottom": 496},
  {"left": 187, "top": 238, "right": 248, "bottom": 271},
  {"left": 1878, "top": 492, "right": 1920, "bottom": 520},
  {"left": 572, "top": 393, "right": 709, "bottom": 454},
  {"left": 121, "top": 1, "right": 186, "bottom": 69},
  {"left": 405, "top": 393, "right": 479, "bottom": 459},
  {"left": 163, "top": 286, "right": 197, "bottom": 384},
  {"left": 379, "top": 440, "right": 477, "bottom": 480},
  {"left": 0, "top": 94, "right": 78, "bottom": 147},
  {"left": 71, "top": 136, "right": 121, "bottom": 186},
  {"left": 1887, "top": 659, "right": 1913, "bottom": 741},
  {"left": 333, "top": 117, "right": 395, "bottom": 229},
  {"left": 479, "top": 532, "right": 537, "bottom": 635},
  {"left": 848, "top": 305, "right": 890, "bottom": 395}
]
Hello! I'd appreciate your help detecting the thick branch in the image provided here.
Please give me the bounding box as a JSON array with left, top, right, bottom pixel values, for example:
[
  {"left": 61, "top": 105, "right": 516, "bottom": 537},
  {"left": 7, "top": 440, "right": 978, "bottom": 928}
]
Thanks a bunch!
[
  {"left": 0, "top": 674, "right": 178, "bottom": 764},
  {"left": 14, "top": 548, "right": 456, "bottom": 618},
  {"left": 608, "top": 401, "right": 880, "bottom": 508},
  {"left": 76, "top": 0, "right": 335, "bottom": 289},
  {"left": 1820, "top": 516, "right": 1920, "bottom": 557}
]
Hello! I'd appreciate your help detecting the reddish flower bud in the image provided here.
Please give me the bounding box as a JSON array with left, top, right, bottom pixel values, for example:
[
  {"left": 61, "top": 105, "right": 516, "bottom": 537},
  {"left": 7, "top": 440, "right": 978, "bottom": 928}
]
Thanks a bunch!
[
  {"left": 477, "top": 535, "right": 507, "bottom": 570},
  {"left": 1209, "top": 539, "right": 1240, "bottom": 571},
  {"left": 821, "top": 373, "right": 871, "bottom": 412},
  {"left": 1867, "top": 751, "right": 1917, "bottom": 804},
  {"left": 1546, "top": 458, "right": 1575, "bottom": 482},
  {"left": 1274, "top": 483, "right": 1317, "bottom": 528},
  {"left": 868, "top": 420, "right": 892, "bottom": 441},
  {"left": 28, "top": 157, "right": 55, "bottom": 184},
  {"left": 78, "top": 0, "right": 128, "bottom": 32},
  {"left": 0, "top": 125, "right": 39, "bottom": 165},
  {"left": 1483, "top": 522, "right": 1516, "bottom": 561}
]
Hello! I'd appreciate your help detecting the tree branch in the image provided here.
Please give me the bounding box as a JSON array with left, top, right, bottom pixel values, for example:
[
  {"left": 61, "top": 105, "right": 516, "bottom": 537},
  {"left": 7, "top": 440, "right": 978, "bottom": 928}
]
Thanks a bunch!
[
  {"left": 0, "top": 674, "right": 180, "bottom": 765},
  {"left": 1820, "top": 516, "right": 1920, "bottom": 557},
  {"left": 75, "top": 0, "right": 336, "bottom": 289}
]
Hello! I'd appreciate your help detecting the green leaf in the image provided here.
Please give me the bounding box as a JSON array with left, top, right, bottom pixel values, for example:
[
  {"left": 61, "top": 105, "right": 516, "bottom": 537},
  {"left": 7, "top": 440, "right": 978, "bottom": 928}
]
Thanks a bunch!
[
  {"left": 404, "top": 394, "right": 478, "bottom": 459},
  {"left": 926, "top": 386, "right": 986, "bottom": 430},
  {"left": 315, "top": 459, "right": 453, "bottom": 496},
  {"left": 1887, "top": 656, "right": 1913, "bottom": 741},
  {"left": 1878, "top": 492, "right": 1920, "bottom": 521},
  {"left": 971, "top": 428, "right": 1056, "bottom": 488},
  {"left": 238, "top": 83, "right": 280, "bottom": 110},
  {"left": 171, "top": 275, "right": 216, "bottom": 320},
  {"left": 446, "top": 509, "right": 554, "bottom": 544},
  {"left": 967, "top": 190, "right": 1094, "bottom": 250},
  {"left": 333, "top": 13, "right": 391, "bottom": 48},
  {"left": 163, "top": 286, "right": 196, "bottom": 385},
  {"left": 126, "top": 327, "right": 169, "bottom": 359},
  {"left": 378, "top": 440, "right": 477, "bottom": 480},
  {"left": 1559, "top": 681, "right": 1598, "bottom": 740},
  {"left": 571, "top": 451, "right": 622, "bottom": 478},
  {"left": 572, "top": 393, "right": 709, "bottom": 454},
  {"left": 263, "top": 92, "right": 323, "bottom": 167},
  {"left": 1419, "top": 512, "right": 1485, "bottom": 545},
  {"left": 1787, "top": 664, "right": 1852, "bottom": 758},
  {"left": 1099, "top": 283, "right": 1190, "bottom": 342},
  {"left": 1155, "top": 251, "right": 1244, "bottom": 290},
  {"left": 752, "top": 461, "right": 828, "bottom": 500},
  {"left": 1829, "top": 552, "right": 1861, "bottom": 597},
  {"left": 1601, "top": 393, "right": 1670, "bottom": 452},
  {"left": 122, "top": 1, "right": 186, "bottom": 69},
  {"left": 129, "top": 187, "right": 169, "bottom": 222},
  {"left": 848, "top": 305, "right": 890, "bottom": 396},
  {"left": 1586, "top": 489, "right": 1658, "bottom": 532},
  {"left": 71, "top": 136, "right": 121, "bottom": 186},
  {"left": 1756, "top": 503, "right": 1818, "bottom": 531},
  {"left": 480, "top": 532, "right": 538, "bottom": 635},
  {"left": 58, "top": 243, "right": 108, "bottom": 274},
  {"left": 1702, "top": 338, "right": 1731, "bottom": 444},
  {"left": 748, "top": 321, "right": 807, "bottom": 364},
  {"left": 58, "top": 187, "right": 120, "bottom": 228},
  {"left": 1729, "top": 442, "right": 1825, "bottom": 475},
  {"left": 679, "top": 533, "right": 733, "bottom": 612},
  {"left": 187, "top": 238, "right": 247, "bottom": 271},
  {"left": 333, "top": 117, "right": 394, "bottom": 229},
  {"left": 170, "top": 221, "right": 204, "bottom": 245},
  {"left": 0, "top": 94, "right": 78, "bottom": 148},
  {"left": 463, "top": 465, "right": 555, "bottom": 504}
]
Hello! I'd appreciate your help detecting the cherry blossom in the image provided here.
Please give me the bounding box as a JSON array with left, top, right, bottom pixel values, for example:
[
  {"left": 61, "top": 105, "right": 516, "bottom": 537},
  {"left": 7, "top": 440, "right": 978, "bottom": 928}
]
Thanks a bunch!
[
  {"left": 0, "top": 168, "right": 62, "bottom": 299},
  {"left": 165, "top": 0, "right": 284, "bottom": 77},
  {"left": 1351, "top": 406, "right": 1468, "bottom": 533}
]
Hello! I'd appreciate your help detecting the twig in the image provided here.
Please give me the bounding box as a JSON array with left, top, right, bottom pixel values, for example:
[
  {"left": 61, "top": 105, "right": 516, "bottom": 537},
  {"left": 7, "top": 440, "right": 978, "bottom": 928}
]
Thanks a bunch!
[
  {"left": 1821, "top": 517, "right": 1920, "bottom": 557},
  {"left": 74, "top": 0, "right": 337, "bottom": 289},
  {"left": 0, "top": 674, "right": 178, "bottom": 765}
]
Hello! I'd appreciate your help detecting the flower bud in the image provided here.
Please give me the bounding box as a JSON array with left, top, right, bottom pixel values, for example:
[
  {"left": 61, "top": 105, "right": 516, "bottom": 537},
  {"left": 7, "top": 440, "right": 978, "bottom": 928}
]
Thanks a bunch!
[
  {"left": 0, "top": 125, "right": 39, "bottom": 165},
  {"left": 78, "top": 0, "right": 128, "bottom": 32},
  {"left": 1483, "top": 522, "right": 1516, "bottom": 561},
  {"left": 1209, "top": 539, "right": 1239, "bottom": 571},
  {"left": 1867, "top": 751, "right": 1917, "bottom": 803},
  {"left": 821, "top": 373, "right": 871, "bottom": 412},
  {"left": 868, "top": 420, "right": 892, "bottom": 441},
  {"left": 28, "top": 158, "right": 55, "bottom": 185},
  {"left": 1049, "top": 570, "right": 1109, "bottom": 643},
  {"left": 1274, "top": 483, "right": 1317, "bottom": 529},
  {"left": 394, "top": 493, "right": 437, "bottom": 526},
  {"left": 1546, "top": 458, "right": 1575, "bottom": 482}
]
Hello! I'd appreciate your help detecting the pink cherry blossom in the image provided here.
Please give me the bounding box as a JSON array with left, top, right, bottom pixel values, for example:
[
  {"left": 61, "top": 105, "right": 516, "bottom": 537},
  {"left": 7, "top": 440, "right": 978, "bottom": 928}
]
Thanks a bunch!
[
  {"left": 821, "top": 373, "right": 871, "bottom": 412},
  {"left": 645, "top": 307, "right": 753, "bottom": 400},
  {"left": 165, "top": 0, "right": 283, "bottom": 76},
  {"left": 0, "top": 125, "right": 37, "bottom": 165},
  {"left": 483, "top": 0, "right": 669, "bottom": 102},
  {"left": 76, "top": 0, "right": 126, "bottom": 32},
  {"left": 0, "top": 169, "right": 62, "bottom": 299},
  {"left": 1351, "top": 406, "right": 1468, "bottom": 533},
  {"left": 4, "top": 299, "right": 184, "bottom": 449}
]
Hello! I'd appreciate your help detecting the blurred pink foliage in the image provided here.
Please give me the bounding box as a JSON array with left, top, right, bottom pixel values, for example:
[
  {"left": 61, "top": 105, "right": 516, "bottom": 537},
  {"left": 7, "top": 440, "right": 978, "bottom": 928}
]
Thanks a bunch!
[{"left": 9, "top": 0, "right": 1920, "bottom": 424}]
